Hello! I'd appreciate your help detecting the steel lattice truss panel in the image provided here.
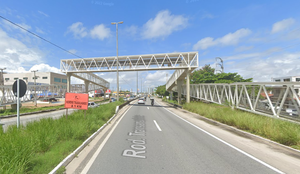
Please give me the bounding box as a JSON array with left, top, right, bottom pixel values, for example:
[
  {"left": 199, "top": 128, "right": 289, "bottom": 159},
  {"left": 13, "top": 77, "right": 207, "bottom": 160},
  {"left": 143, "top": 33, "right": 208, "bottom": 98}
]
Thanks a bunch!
[
  {"left": 61, "top": 52, "right": 198, "bottom": 73},
  {"left": 72, "top": 73, "right": 109, "bottom": 89},
  {"left": 178, "top": 82, "right": 300, "bottom": 121},
  {"left": 71, "top": 84, "right": 103, "bottom": 93},
  {"left": 0, "top": 84, "right": 67, "bottom": 106}
]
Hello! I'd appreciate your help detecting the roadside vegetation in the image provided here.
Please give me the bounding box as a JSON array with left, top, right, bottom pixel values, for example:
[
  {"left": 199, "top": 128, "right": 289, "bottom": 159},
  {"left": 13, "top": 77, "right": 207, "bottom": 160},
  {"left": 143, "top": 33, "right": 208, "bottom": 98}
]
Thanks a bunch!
[
  {"left": 162, "top": 98, "right": 180, "bottom": 105},
  {"left": 0, "top": 98, "right": 109, "bottom": 117},
  {"left": 0, "top": 101, "right": 123, "bottom": 174},
  {"left": 182, "top": 101, "right": 300, "bottom": 150},
  {"left": 0, "top": 105, "right": 65, "bottom": 116}
]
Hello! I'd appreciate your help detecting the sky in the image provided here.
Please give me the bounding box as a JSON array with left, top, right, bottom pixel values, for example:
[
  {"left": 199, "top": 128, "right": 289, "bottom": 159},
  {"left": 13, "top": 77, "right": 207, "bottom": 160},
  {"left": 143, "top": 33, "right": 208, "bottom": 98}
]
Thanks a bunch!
[{"left": 1, "top": 0, "right": 300, "bottom": 92}]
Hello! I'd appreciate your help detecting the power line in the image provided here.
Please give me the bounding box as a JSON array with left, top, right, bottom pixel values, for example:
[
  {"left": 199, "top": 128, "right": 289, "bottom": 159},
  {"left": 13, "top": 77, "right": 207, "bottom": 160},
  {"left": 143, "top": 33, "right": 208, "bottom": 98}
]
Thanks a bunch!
[{"left": 0, "top": 15, "right": 82, "bottom": 58}]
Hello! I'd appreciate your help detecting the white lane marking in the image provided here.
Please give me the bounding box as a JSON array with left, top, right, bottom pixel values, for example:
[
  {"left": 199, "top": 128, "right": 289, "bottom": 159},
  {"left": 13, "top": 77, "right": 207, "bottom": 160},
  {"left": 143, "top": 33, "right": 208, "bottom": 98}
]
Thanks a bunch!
[
  {"left": 153, "top": 120, "right": 162, "bottom": 131},
  {"left": 159, "top": 103, "right": 284, "bottom": 174},
  {"left": 81, "top": 105, "right": 133, "bottom": 174},
  {"left": 147, "top": 107, "right": 149, "bottom": 109}
]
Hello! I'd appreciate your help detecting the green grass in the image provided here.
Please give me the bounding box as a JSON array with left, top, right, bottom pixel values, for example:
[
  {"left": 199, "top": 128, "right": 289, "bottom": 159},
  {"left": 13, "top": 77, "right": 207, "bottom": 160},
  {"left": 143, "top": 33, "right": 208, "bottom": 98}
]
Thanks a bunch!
[
  {"left": 0, "top": 101, "right": 123, "bottom": 174},
  {"left": 0, "top": 105, "right": 65, "bottom": 117},
  {"left": 0, "top": 99, "right": 110, "bottom": 117},
  {"left": 183, "top": 102, "right": 300, "bottom": 150},
  {"left": 162, "top": 98, "right": 180, "bottom": 105}
]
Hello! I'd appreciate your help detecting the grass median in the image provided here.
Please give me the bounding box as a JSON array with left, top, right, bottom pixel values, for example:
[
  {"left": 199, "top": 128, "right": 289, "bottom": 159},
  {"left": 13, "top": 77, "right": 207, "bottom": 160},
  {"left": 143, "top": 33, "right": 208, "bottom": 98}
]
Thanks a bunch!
[
  {"left": 0, "top": 105, "right": 65, "bottom": 116},
  {"left": 182, "top": 101, "right": 300, "bottom": 150},
  {"left": 0, "top": 100, "right": 123, "bottom": 174}
]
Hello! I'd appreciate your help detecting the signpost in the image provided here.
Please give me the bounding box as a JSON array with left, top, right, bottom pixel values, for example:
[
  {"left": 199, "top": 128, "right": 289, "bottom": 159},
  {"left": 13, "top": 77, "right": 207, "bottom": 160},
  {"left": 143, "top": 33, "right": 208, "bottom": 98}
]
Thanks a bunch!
[
  {"left": 64, "top": 93, "right": 89, "bottom": 119},
  {"left": 12, "top": 79, "right": 27, "bottom": 128}
]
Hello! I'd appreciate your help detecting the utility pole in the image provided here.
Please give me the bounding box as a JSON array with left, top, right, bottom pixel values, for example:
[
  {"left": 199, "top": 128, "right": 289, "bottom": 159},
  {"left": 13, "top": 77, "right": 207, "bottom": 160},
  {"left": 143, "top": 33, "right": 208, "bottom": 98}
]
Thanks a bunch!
[
  {"left": 0, "top": 67, "right": 6, "bottom": 110},
  {"left": 111, "top": 21, "right": 123, "bottom": 101},
  {"left": 31, "top": 70, "right": 38, "bottom": 107},
  {"left": 137, "top": 71, "right": 138, "bottom": 95},
  {"left": 141, "top": 77, "right": 143, "bottom": 94},
  {"left": 166, "top": 73, "right": 168, "bottom": 84}
]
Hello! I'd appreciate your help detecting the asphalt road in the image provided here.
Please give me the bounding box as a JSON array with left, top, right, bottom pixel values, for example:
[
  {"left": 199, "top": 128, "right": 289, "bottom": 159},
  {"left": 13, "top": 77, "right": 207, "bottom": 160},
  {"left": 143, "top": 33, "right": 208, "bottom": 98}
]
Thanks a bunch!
[
  {"left": 0, "top": 101, "right": 109, "bottom": 131},
  {"left": 81, "top": 99, "right": 281, "bottom": 174}
]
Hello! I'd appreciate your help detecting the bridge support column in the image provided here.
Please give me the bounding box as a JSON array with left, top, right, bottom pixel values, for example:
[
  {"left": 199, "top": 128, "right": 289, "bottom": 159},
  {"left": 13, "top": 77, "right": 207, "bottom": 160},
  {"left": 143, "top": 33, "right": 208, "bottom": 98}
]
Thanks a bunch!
[
  {"left": 67, "top": 73, "right": 72, "bottom": 93},
  {"left": 84, "top": 80, "right": 90, "bottom": 94},
  {"left": 186, "top": 71, "right": 190, "bottom": 103},
  {"left": 170, "top": 91, "right": 173, "bottom": 101},
  {"left": 177, "top": 80, "right": 183, "bottom": 105}
]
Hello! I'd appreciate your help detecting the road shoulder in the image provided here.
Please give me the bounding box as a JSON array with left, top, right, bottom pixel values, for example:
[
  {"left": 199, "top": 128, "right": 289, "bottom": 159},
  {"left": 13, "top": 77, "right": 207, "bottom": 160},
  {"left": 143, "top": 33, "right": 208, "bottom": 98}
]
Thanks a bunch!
[{"left": 156, "top": 98, "right": 300, "bottom": 174}]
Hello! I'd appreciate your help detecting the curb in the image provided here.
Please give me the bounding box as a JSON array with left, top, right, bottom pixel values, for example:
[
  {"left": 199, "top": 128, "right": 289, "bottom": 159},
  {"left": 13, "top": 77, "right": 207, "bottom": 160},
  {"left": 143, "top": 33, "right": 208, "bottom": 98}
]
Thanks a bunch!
[{"left": 49, "top": 101, "right": 133, "bottom": 174}]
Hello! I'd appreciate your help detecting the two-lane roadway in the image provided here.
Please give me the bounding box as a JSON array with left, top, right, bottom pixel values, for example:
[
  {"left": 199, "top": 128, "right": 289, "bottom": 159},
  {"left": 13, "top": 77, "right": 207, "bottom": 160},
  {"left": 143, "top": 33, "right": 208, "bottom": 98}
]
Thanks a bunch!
[{"left": 79, "top": 98, "right": 282, "bottom": 174}]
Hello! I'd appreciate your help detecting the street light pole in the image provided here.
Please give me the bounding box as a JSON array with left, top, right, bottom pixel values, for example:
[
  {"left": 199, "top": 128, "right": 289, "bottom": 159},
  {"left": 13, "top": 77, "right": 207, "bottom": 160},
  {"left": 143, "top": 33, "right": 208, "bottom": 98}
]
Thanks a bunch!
[
  {"left": 0, "top": 67, "right": 6, "bottom": 110},
  {"left": 31, "top": 70, "right": 38, "bottom": 107},
  {"left": 111, "top": 21, "right": 123, "bottom": 101}
]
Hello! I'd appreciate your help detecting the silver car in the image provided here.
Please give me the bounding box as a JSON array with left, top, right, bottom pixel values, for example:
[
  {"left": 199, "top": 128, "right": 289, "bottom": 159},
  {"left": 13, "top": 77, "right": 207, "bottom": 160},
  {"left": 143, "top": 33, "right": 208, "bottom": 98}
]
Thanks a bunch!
[{"left": 138, "top": 98, "right": 145, "bottom": 104}]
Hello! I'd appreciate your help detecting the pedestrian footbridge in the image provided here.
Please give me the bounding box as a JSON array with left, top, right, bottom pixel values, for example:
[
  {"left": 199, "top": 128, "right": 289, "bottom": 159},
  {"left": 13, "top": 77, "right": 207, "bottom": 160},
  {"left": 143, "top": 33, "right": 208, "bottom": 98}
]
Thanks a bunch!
[
  {"left": 61, "top": 52, "right": 199, "bottom": 102},
  {"left": 174, "top": 82, "right": 300, "bottom": 121}
]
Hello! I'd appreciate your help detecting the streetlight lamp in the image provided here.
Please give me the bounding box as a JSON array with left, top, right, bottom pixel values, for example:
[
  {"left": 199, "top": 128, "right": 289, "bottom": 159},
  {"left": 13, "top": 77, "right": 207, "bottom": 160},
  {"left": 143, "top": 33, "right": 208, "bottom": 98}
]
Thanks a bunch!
[
  {"left": 111, "top": 21, "right": 123, "bottom": 101},
  {"left": 31, "top": 70, "right": 38, "bottom": 107}
]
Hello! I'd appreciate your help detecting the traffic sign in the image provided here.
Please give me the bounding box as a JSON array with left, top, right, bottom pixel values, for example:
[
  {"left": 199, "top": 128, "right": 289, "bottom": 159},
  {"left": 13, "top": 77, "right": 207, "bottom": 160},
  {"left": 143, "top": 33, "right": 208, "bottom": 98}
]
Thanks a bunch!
[
  {"left": 65, "top": 93, "right": 89, "bottom": 110},
  {"left": 12, "top": 79, "right": 27, "bottom": 97}
]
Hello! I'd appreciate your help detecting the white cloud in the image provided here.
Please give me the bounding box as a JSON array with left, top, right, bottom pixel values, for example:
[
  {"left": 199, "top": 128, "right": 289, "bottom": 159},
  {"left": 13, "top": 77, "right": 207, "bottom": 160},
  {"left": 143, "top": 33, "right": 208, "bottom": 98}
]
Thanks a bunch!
[
  {"left": 271, "top": 18, "right": 295, "bottom": 34},
  {"left": 224, "top": 51, "right": 300, "bottom": 82},
  {"left": 66, "top": 22, "right": 111, "bottom": 40},
  {"left": 124, "top": 25, "right": 138, "bottom": 36},
  {"left": 35, "top": 27, "right": 44, "bottom": 34},
  {"left": 38, "top": 10, "right": 49, "bottom": 17},
  {"left": 90, "top": 24, "right": 111, "bottom": 40},
  {"left": 0, "top": 28, "right": 43, "bottom": 71},
  {"left": 193, "top": 37, "right": 216, "bottom": 50},
  {"left": 29, "top": 63, "right": 62, "bottom": 74},
  {"left": 145, "top": 71, "right": 170, "bottom": 87},
  {"left": 1, "top": 19, "right": 32, "bottom": 34},
  {"left": 141, "top": 10, "right": 188, "bottom": 39},
  {"left": 68, "top": 49, "right": 77, "bottom": 54},
  {"left": 193, "top": 28, "right": 251, "bottom": 50},
  {"left": 67, "top": 22, "right": 88, "bottom": 38}
]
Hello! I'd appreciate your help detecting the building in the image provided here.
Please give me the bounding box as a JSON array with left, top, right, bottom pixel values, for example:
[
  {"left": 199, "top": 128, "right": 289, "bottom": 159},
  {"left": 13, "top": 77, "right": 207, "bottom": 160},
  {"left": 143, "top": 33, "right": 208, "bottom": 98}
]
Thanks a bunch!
[
  {"left": 272, "top": 76, "right": 300, "bottom": 82},
  {"left": 3, "top": 72, "right": 67, "bottom": 88}
]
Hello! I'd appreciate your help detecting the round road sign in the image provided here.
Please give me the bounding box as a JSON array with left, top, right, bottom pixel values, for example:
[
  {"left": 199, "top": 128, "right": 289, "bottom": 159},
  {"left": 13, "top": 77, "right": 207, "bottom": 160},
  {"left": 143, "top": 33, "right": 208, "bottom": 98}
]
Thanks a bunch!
[{"left": 12, "top": 79, "right": 27, "bottom": 98}]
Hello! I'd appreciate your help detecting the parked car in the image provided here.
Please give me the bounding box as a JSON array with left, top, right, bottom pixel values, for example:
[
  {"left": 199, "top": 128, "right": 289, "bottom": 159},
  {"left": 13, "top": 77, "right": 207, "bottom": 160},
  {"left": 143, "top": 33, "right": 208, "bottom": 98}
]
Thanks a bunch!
[
  {"left": 49, "top": 98, "right": 58, "bottom": 102},
  {"left": 286, "top": 108, "right": 298, "bottom": 116},
  {"left": 88, "top": 102, "right": 98, "bottom": 108},
  {"left": 138, "top": 98, "right": 145, "bottom": 104},
  {"left": 110, "top": 98, "right": 116, "bottom": 102}
]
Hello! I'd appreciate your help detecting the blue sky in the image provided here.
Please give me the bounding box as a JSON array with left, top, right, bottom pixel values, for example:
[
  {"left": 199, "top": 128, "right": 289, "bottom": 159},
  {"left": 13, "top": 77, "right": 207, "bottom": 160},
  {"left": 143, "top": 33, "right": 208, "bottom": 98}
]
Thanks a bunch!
[{"left": 1, "top": 0, "right": 300, "bottom": 92}]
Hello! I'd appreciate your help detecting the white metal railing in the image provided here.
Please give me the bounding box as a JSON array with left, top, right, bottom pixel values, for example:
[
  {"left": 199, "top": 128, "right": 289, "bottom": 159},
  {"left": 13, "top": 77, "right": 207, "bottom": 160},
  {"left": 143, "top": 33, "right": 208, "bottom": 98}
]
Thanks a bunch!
[
  {"left": 72, "top": 73, "right": 110, "bottom": 89},
  {"left": 166, "top": 69, "right": 186, "bottom": 91},
  {"left": 71, "top": 84, "right": 103, "bottom": 93},
  {"left": 179, "top": 82, "right": 300, "bottom": 120},
  {"left": 0, "top": 84, "right": 67, "bottom": 106}
]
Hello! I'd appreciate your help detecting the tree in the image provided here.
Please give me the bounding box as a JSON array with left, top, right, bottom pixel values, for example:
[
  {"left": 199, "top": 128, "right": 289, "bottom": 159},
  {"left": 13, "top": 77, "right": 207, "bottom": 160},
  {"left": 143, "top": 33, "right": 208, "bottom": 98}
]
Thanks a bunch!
[
  {"left": 191, "top": 64, "right": 252, "bottom": 84},
  {"left": 155, "top": 85, "right": 169, "bottom": 96}
]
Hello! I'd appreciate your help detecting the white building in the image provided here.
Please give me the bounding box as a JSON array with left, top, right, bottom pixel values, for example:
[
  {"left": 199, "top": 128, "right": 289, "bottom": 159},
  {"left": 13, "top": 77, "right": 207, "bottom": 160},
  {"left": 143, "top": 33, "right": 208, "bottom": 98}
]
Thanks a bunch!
[
  {"left": 3, "top": 72, "right": 67, "bottom": 88},
  {"left": 272, "top": 76, "right": 300, "bottom": 82}
]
